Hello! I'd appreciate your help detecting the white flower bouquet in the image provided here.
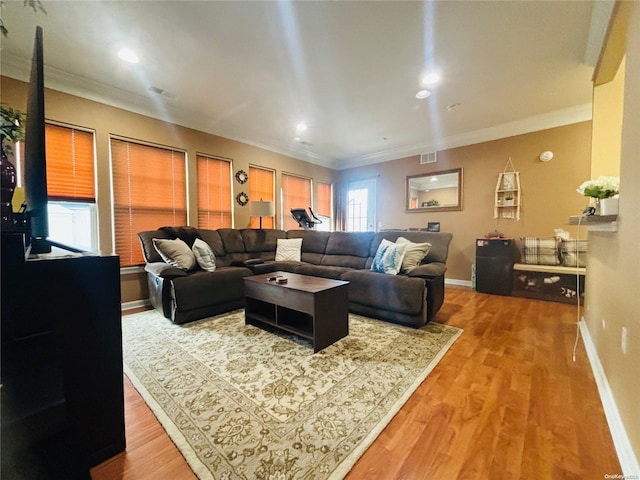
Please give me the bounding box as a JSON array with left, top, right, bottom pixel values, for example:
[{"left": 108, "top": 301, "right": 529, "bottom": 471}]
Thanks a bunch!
[{"left": 576, "top": 176, "right": 620, "bottom": 199}]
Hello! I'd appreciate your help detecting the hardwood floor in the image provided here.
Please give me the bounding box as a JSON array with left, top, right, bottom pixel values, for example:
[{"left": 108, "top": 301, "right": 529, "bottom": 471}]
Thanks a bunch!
[{"left": 91, "top": 287, "right": 621, "bottom": 479}]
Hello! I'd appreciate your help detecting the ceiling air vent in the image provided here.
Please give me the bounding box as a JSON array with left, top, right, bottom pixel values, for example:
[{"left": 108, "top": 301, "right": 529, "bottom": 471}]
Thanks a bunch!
[{"left": 420, "top": 152, "right": 437, "bottom": 164}]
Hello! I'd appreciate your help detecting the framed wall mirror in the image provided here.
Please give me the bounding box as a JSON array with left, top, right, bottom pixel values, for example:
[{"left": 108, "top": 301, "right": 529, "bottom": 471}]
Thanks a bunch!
[{"left": 406, "top": 168, "right": 463, "bottom": 212}]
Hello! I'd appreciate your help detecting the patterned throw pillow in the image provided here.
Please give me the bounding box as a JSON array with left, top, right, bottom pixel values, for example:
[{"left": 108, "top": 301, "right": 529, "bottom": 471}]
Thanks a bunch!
[
  {"left": 396, "top": 237, "right": 432, "bottom": 273},
  {"left": 561, "top": 239, "right": 588, "bottom": 267},
  {"left": 192, "top": 238, "right": 216, "bottom": 272},
  {"left": 371, "top": 239, "right": 408, "bottom": 275},
  {"left": 152, "top": 238, "right": 196, "bottom": 271},
  {"left": 519, "top": 237, "right": 560, "bottom": 266},
  {"left": 275, "top": 238, "right": 303, "bottom": 261}
]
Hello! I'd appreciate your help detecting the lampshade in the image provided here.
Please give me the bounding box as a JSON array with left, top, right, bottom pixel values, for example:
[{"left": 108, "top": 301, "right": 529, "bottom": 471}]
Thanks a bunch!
[{"left": 250, "top": 200, "right": 275, "bottom": 217}]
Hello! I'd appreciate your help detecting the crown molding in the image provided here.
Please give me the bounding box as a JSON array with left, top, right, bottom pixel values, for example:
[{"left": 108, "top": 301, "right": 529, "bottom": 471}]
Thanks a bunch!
[
  {"left": 2, "top": 52, "right": 590, "bottom": 173},
  {"left": 335, "top": 103, "right": 593, "bottom": 170},
  {"left": 1, "top": 53, "right": 337, "bottom": 170}
]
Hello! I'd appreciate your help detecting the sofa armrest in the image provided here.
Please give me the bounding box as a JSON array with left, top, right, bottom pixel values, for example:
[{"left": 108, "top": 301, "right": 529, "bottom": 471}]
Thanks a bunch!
[
  {"left": 144, "top": 262, "right": 189, "bottom": 278},
  {"left": 407, "top": 262, "right": 447, "bottom": 279}
]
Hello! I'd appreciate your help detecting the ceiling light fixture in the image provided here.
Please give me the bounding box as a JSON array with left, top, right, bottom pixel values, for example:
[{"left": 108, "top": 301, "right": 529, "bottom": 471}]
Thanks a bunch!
[
  {"left": 118, "top": 47, "right": 139, "bottom": 64},
  {"left": 447, "top": 102, "right": 461, "bottom": 112},
  {"left": 296, "top": 123, "right": 308, "bottom": 132},
  {"left": 416, "top": 89, "right": 431, "bottom": 99},
  {"left": 421, "top": 72, "right": 441, "bottom": 86},
  {"left": 293, "top": 136, "right": 301, "bottom": 142}
]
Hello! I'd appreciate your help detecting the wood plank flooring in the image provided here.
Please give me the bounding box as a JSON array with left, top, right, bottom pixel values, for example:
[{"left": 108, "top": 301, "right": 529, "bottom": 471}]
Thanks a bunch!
[{"left": 91, "top": 287, "right": 621, "bottom": 479}]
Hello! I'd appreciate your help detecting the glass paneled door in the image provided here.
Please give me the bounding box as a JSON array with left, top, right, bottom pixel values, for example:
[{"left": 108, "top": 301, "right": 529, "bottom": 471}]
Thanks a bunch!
[{"left": 346, "top": 178, "right": 377, "bottom": 232}]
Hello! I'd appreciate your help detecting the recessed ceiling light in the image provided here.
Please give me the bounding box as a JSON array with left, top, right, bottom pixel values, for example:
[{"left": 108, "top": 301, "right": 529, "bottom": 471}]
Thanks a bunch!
[
  {"left": 293, "top": 136, "right": 301, "bottom": 142},
  {"left": 296, "top": 123, "right": 308, "bottom": 132},
  {"left": 118, "top": 47, "right": 139, "bottom": 64},
  {"left": 421, "top": 72, "right": 441, "bottom": 86},
  {"left": 447, "top": 102, "right": 462, "bottom": 112},
  {"left": 416, "top": 89, "right": 431, "bottom": 99}
]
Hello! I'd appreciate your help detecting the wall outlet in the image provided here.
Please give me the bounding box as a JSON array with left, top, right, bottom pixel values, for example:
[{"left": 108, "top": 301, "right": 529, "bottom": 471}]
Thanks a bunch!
[{"left": 621, "top": 326, "right": 628, "bottom": 355}]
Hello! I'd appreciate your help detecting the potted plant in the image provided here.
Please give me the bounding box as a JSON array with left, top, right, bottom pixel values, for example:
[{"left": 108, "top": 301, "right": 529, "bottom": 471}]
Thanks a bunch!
[
  {"left": 1, "top": 105, "right": 26, "bottom": 224},
  {"left": 576, "top": 176, "right": 620, "bottom": 215}
]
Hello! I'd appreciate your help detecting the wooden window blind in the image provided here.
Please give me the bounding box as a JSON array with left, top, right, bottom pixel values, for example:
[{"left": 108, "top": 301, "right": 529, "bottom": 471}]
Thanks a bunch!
[
  {"left": 111, "top": 138, "right": 187, "bottom": 266},
  {"left": 249, "top": 166, "right": 275, "bottom": 228},
  {"left": 197, "top": 154, "right": 232, "bottom": 229},
  {"left": 316, "top": 182, "right": 332, "bottom": 218},
  {"left": 282, "top": 173, "right": 311, "bottom": 231},
  {"left": 45, "top": 124, "right": 95, "bottom": 201}
]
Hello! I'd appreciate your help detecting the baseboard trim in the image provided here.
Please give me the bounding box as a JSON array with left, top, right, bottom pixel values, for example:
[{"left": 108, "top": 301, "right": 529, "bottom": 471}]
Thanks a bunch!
[
  {"left": 122, "top": 299, "right": 151, "bottom": 311},
  {"left": 445, "top": 278, "right": 473, "bottom": 288},
  {"left": 579, "top": 321, "right": 640, "bottom": 476}
]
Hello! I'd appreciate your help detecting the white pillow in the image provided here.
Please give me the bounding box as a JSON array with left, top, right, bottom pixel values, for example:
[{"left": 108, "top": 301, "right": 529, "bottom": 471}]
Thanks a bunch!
[
  {"left": 192, "top": 238, "right": 216, "bottom": 272},
  {"left": 152, "top": 238, "right": 196, "bottom": 271},
  {"left": 275, "top": 238, "right": 303, "bottom": 261},
  {"left": 371, "top": 239, "right": 407, "bottom": 275},
  {"left": 396, "top": 237, "right": 432, "bottom": 273}
]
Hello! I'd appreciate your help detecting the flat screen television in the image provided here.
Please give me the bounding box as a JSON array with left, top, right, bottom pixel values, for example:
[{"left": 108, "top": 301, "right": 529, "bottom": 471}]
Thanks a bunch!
[{"left": 23, "top": 26, "right": 50, "bottom": 254}]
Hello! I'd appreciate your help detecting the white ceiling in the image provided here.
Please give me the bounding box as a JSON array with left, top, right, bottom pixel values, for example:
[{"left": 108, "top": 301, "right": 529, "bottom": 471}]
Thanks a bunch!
[{"left": 0, "top": 1, "right": 610, "bottom": 170}]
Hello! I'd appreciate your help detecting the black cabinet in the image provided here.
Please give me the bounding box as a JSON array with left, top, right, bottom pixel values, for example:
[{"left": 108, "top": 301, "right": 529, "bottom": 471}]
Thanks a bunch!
[
  {"left": 1, "top": 252, "right": 125, "bottom": 478},
  {"left": 475, "top": 238, "right": 518, "bottom": 296}
]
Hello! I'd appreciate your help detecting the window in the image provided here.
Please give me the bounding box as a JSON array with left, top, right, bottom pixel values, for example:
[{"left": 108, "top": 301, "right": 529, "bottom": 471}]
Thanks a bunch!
[
  {"left": 315, "top": 182, "right": 332, "bottom": 232},
  {"left": 281, "top": 173, "right": 311, "bottom": 230},
  {"left": 346, "top": 178, "right": 377, "bottom": 232},
  {"left": 111, "top": 138, "right": 187, "bottom": 266},
  {"left": 249, "top": 166, "right": 275, "bottom": 228},
  {"left": 44, "top": 123, "right": 97, "bottom": 251},
  {"left": 197, "top": 154, "right": 232, "bottom": 229}
]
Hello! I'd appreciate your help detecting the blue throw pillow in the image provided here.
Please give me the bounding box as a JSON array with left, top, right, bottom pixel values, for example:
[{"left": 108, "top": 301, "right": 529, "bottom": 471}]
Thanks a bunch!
[{"left": 371, "top": 239, "right": 408, "bottom": 275}]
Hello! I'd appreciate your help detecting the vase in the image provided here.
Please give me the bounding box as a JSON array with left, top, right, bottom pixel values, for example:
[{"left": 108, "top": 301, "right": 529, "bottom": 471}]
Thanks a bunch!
[
  {"left": 599, "top": 197, "right": 619, "bottom": 216},
  {"left": 1, "top": 147, "right": 17, "bottom": 225}
]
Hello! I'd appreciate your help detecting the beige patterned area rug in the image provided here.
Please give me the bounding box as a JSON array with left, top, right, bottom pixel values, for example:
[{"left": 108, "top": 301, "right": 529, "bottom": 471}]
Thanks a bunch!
[{"left": 122, "top": 309, "right": 462, "bottom": 480}]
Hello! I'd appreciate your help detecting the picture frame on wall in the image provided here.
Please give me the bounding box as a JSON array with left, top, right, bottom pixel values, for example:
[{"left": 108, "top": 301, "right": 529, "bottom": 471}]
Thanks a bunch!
[
  {"left": 427, "top": 222, "right": 440, "bottom": 232},
  {"left": 502, "top": 172, "right": 515, "bottom": 190}
]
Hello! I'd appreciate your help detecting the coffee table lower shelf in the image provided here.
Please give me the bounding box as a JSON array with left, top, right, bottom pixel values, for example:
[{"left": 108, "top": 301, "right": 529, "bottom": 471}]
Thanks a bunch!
[{"left": 245, "top": 308, "right": 314, "bottom": 341}]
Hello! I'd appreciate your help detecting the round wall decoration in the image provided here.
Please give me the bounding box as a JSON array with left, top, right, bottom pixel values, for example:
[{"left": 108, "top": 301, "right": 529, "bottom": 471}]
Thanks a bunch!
[
  {"left": 235, "top": 169, "right": 248, "bottom": 184},
  {"left": 236, "top": 191, "right": 249, "bottom": 206}
]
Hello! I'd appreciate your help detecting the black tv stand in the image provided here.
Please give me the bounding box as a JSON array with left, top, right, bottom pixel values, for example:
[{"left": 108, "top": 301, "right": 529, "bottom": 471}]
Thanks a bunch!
[{"left": 1, "top": 253, "right": 125, "bottom": 478}]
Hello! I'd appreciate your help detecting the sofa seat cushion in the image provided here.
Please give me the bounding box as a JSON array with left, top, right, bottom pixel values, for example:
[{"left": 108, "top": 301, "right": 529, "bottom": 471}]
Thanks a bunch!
[
  {"left": 341, "top": 270, "right": 426, "bottom": 315},
  {"left": 294, "top": 263, "right": 356, "bottom": 280},
  {"left": 170, "top": 267, "right": 252, "bottom": 312}
]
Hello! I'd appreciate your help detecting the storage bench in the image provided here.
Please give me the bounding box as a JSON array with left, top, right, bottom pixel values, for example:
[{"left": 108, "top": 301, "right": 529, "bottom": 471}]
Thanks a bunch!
[{"left": 512, "top": 263, "right": 585, "bottom": 305}]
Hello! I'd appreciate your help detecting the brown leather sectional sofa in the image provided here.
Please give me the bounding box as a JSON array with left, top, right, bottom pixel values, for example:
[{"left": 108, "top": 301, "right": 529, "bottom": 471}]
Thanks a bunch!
[{"left": 137, "top": 227, "right": 452, "bottom": 328}]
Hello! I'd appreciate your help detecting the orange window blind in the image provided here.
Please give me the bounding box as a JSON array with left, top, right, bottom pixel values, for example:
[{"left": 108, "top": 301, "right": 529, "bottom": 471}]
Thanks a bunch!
[
  {"left": 111, "top": 138, "right": 187, "bottom": 266},
  {"left": 45, "top": 124, "right": 95, "bottom": 201},
  {"left": 197, "top": 155, "right": 232, "bottom": 229},
  {"left": 249, "top": 166, "right": 275, "bottom": 228},
  {"left": 316, "top": 182, "right": 332, "bottom": 218},
  {"left": 282, "top": 173, "right": 311, "bottom": 230}
]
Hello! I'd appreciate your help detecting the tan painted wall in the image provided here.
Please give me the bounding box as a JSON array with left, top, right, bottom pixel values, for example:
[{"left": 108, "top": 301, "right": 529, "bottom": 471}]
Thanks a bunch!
[
  {"left": 0, "top": 76, "right": 335, "bottom": 303},
  {"left": 339, "top": 122, "right": 593, "bottom": 281},
  {"left": 584, "top": 3, "right": 640, "bottom": 467},
  {"left": 591, "top": 56, "right": 625, "bottom": 177}
]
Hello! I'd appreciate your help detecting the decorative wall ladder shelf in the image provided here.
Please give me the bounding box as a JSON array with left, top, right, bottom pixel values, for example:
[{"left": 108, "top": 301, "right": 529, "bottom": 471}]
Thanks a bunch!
[{"left": 494, "top": 158, "right": 521, "bottom": 220}]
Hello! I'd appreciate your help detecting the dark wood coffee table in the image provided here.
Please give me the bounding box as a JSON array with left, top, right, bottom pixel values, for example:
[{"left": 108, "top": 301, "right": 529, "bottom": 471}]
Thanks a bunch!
[{"left": 244, "top": 272, "right": 349, "bottom": 352}]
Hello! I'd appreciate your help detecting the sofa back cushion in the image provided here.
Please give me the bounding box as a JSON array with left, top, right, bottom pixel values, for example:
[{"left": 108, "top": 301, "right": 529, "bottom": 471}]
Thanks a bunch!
[
  {"left": 138, "top": 230, "right": 171, "bottom": 263},
  {"left": 287, "top": 230, "right": 330, "bottom": 264},
  {"left": 241, "top": 229, "right": 287, "bottom": 256},
  {"left": 370, "top": 231, "right": 452, "bottom": 265},
  {"left": 198, "top": 229, "right": 227, "bottom": 257},
  {"left": 322, "top": 232, "right": 374, "bottom": 269},
  {"left": 217, "top": 229, "right": 246, "bottom": 254}
]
